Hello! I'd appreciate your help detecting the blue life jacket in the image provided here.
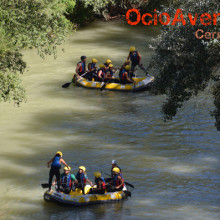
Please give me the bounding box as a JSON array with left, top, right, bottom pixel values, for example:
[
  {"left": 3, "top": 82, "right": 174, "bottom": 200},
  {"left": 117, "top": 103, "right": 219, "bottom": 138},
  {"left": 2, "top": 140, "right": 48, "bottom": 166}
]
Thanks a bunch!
[
  {"left": 130, "top": 51, "right": 138, "bottom": 62},
  {"left": 76, "top": 172, "right": 86, "bottom": 184},
  {"left": 51, "top": 156, "right": 61, "bottom": 168},
  {"left": 119, "top": 69, "right": 126, "bottom": 80},
  {"left": 61, "top": 174, "right": 72, "bottom": 187}
]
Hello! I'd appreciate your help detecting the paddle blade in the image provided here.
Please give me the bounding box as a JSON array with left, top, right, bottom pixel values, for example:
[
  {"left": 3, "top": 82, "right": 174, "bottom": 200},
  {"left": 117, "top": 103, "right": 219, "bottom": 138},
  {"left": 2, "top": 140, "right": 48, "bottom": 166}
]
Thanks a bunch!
[
  {"left": 41, "top": 183, "right": 49, "bottom": 188},
  {"left": 62, "top": 82, "right": 71, "bottom": 88},
  {"left": 124, "top": 190, "right": 131, "bottom": 197}
]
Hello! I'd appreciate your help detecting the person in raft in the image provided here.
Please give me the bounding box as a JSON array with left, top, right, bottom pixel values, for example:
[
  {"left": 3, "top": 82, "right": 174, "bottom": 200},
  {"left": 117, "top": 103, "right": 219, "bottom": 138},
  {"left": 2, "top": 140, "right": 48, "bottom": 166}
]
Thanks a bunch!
[
  {"left": 75, "top": 55, "right": 87, "bottom": 79},
  {"left": 75, "top": 166, "right": 93, "bottom": 194},
  {"left": 127, "top": 46, "right": 146, "bottom": 71},
  {"left": 111, "top": 160, "right": 122, "bottom": 177},
  {"left": 107, "top": 167, "right": 124, "bottom": 192},
  {"left": 119, "top": 65, "right": 134, "bottom": 84},
  {"left": 47, "top": 151, "right": 68, "bottom": 192},
  {"left": 53, "top": 166, "right": 78, "bottom": 194},
  {"left": 89, "top": 172, "right": 106, "bottom": 195},
  {"left": 96, "top": 64, "right": 108, "bottom": 82},
  {"left": 87, "top": 58, "right": 98, "bottom": 81}
]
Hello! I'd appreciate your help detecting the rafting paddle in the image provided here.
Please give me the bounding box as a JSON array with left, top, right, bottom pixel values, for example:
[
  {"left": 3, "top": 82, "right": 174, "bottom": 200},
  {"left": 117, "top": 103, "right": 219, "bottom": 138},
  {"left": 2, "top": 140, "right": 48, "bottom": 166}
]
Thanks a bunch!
[{"left": 62, "top": 72, "right": 88, "bottom": 88}]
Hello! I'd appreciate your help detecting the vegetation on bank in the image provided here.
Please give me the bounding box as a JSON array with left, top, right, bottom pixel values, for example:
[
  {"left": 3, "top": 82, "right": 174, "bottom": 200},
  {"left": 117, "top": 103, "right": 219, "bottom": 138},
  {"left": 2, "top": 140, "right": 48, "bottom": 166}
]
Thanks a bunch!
[
  {"left": 0, "top": 0, "right": 219, "bottom": 130},
  {"left": 148, "top": 0, "right": 220, "bottom": 130}
]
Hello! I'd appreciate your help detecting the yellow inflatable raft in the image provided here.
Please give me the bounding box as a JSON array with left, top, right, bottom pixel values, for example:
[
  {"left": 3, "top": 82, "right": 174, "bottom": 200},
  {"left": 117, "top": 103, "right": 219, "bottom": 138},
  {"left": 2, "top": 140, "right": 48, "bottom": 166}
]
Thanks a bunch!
[
  {"left": 75, "top": 76, "right": 154, "bottom": 92},
  {"left": 44, "top": 185, "right": 131, "bottom": 206}
]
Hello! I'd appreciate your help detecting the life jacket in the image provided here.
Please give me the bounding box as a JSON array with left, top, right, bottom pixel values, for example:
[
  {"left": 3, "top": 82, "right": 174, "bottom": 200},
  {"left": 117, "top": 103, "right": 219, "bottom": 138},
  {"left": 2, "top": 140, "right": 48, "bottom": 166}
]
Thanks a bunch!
[
  {"left": 113, "top": 173, "right": 124, "bottom": 187},
  {"left": 78, "top": 61, "right": 85, "bottom": 74},
  {"left": 95, "top": 177, "right": 106, "bottom": 190},
  {"left": 98, "top": 68, "right": 106, "bottom": 79},
  {"left": 130, "top": 51, "right": 139, "bottom": 63},
  {"left": 88, "top": 63, "right": 96, "bottom": 73},
  {"left": 75, "top": 172, "right": 86, "bottom": 184},
  {"left": 51, "top": 156, "right": 61, "bottom": 168},
  {"left": 119, "top": 69, "right": 126, "bottom": 80},
  {"left": 61, "top": 174, "right": 72, "bottom": 187},
  {"left": 108, "top": 69, "right": 113, "bottom": 77}
]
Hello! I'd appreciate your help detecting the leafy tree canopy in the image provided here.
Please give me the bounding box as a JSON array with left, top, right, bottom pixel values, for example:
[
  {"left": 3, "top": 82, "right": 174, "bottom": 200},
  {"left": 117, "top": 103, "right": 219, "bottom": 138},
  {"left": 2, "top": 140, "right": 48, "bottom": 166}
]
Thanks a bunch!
[
  {"left": 148, "top": 0, "right": 220, "bottom": 130},
  {"left": 0, "top": 0, "right": 72, "bottom": 104}
]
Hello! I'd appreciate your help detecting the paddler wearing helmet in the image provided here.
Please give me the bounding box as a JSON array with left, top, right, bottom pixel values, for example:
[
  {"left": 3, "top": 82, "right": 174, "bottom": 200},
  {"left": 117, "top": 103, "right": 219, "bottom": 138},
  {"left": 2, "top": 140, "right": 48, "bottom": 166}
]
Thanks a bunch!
[
  {"left": 47, "top": 151, "right": 68, "bottom": 192},
  {"left": 75, "top": 166, "right": 93, "bottom": 194},
  {"left": 119, "top": 64, "right": 134, "bottom": 84},
  {"left": 60, "top": 166, "right": 78, "bottom": 194},
  {"left": 106, "top": 167, "right": 124, "bottom": 192},
  {"left": 88, "top": 172, "right": 106, "bottom": 195},
  {"left": 97, "top": 63, "right": 108, "bottom": 82},
  {"left": 111, "top": 160, "right": 122, "bottom": 177},
  {"left": 87, "top": 58, "right": 98, "bottom": 81},
  {"left": 127, "top": 46, "right": 146, "bottom": 72}
]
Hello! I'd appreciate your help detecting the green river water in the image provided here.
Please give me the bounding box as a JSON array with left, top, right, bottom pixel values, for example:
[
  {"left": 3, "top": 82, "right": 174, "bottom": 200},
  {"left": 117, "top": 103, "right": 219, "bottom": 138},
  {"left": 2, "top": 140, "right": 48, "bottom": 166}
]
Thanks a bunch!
[{"left": 0, "top": 21, "right": 219, "bottom": 220}]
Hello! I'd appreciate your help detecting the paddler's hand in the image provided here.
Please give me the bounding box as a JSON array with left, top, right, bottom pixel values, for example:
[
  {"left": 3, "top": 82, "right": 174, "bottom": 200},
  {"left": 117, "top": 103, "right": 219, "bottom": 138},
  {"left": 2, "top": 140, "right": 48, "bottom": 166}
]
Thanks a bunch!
[{"left": 115, "top": 186, "right": 120, "bottom": 189}]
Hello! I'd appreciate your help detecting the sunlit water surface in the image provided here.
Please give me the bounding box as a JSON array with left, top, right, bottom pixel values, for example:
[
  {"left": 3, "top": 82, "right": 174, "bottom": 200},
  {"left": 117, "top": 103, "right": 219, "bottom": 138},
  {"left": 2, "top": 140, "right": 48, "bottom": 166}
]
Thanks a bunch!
[{"left": 0, "top": 21, "right": 219, "bottom": 220}]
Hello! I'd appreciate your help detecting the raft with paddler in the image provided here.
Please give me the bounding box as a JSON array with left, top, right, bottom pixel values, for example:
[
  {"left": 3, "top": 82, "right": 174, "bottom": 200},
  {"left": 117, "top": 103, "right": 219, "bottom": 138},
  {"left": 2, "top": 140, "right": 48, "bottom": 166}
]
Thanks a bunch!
[
  {"left": 62, "top": 46, "right": 154, "bottom": 92},
  {"left": 42, "top": 151, "right": 133, "bottom": 206}
]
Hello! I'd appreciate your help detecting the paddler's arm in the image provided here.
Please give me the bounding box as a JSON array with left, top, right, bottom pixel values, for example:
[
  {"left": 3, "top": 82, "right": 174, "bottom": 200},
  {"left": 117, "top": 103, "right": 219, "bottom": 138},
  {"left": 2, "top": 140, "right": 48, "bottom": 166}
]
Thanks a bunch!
[
  {"left": 125, "top": 72, "right": 133, "bottom": 83},
  {"left": 86, "top": 178, "right": 93, "bottom": 186},
  {"left": 60, "top": 158, "right": 68, "bottom": 167},
  {"left": 47, "top": 158, "right": 53, "bottom": 168}
]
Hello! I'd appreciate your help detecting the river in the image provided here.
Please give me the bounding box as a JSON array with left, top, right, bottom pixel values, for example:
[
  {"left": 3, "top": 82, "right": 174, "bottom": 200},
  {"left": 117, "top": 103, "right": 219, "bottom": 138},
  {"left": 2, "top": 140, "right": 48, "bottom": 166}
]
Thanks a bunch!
[{"left": 0, "top": 21, "right": 219, "bottom": 220}]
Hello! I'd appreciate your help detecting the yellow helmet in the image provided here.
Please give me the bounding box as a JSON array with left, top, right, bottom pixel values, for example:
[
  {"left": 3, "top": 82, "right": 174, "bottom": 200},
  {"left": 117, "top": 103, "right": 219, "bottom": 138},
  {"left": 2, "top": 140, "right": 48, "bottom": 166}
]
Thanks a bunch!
[
  {"left": 79, "top": 166, "right": 86, "bottom": 172},
  {"left": 99, "top": 63, "right": 105, "bottom": 68},
  {"left": 56, "top": 151, "right": 62, "bottom": 157},
  {"left": 106, "top": 59, "right": 112, "bottom": 64},
  {"left": 92, "top": 58, "right": 98, "bottom": 63},
  {"left": 125, "top": 65, "right": 131, "bottom": 71},
  {"left": 125, "top": 59, "right": 130, "bottom": 63},
  {"left": 64, "top": 166, "right": 71, "bottom": 171},
  {"left": 94, "top": 172, "right": 101, "bottom": 178},
  {"left": 130, "top": 46, "right": 135, "bottom": 52},
  {"left": 112, "top": 167, "right": 120, "bottom": 173},
  {"left": 109, "top": 64, "right": 113, "bottom": 68}
]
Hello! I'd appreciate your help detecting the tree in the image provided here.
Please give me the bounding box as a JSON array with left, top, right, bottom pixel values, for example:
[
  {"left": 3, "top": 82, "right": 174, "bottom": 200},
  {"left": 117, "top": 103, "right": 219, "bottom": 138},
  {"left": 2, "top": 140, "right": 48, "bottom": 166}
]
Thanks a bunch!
[
  {"left": 148, "top": 0, "right": 220, "bottom": 130},
  {"left": 0, "top": 0, "right": 72, "bottom": 105}
]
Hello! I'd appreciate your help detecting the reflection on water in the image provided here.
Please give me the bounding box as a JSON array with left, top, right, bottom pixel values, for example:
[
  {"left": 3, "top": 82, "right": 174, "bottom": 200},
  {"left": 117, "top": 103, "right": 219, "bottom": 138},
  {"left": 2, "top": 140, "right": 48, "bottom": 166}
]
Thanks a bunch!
[{"left": 0, "top": 21, "right": 219, "bottom": 220}]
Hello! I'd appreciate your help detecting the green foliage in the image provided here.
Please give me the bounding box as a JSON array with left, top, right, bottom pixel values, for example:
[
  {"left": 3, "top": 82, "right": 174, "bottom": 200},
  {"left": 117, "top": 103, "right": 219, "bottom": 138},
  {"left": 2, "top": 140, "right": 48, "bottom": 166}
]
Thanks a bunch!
[
  {"left": 149, "top": 0, "right": 220, "bottom": 130},
  {"left": 0, "top": 0, "right": 72, "bottom": 105},
  {"left": 60, "top": 0, "right": 76, "bottom": 14}
]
